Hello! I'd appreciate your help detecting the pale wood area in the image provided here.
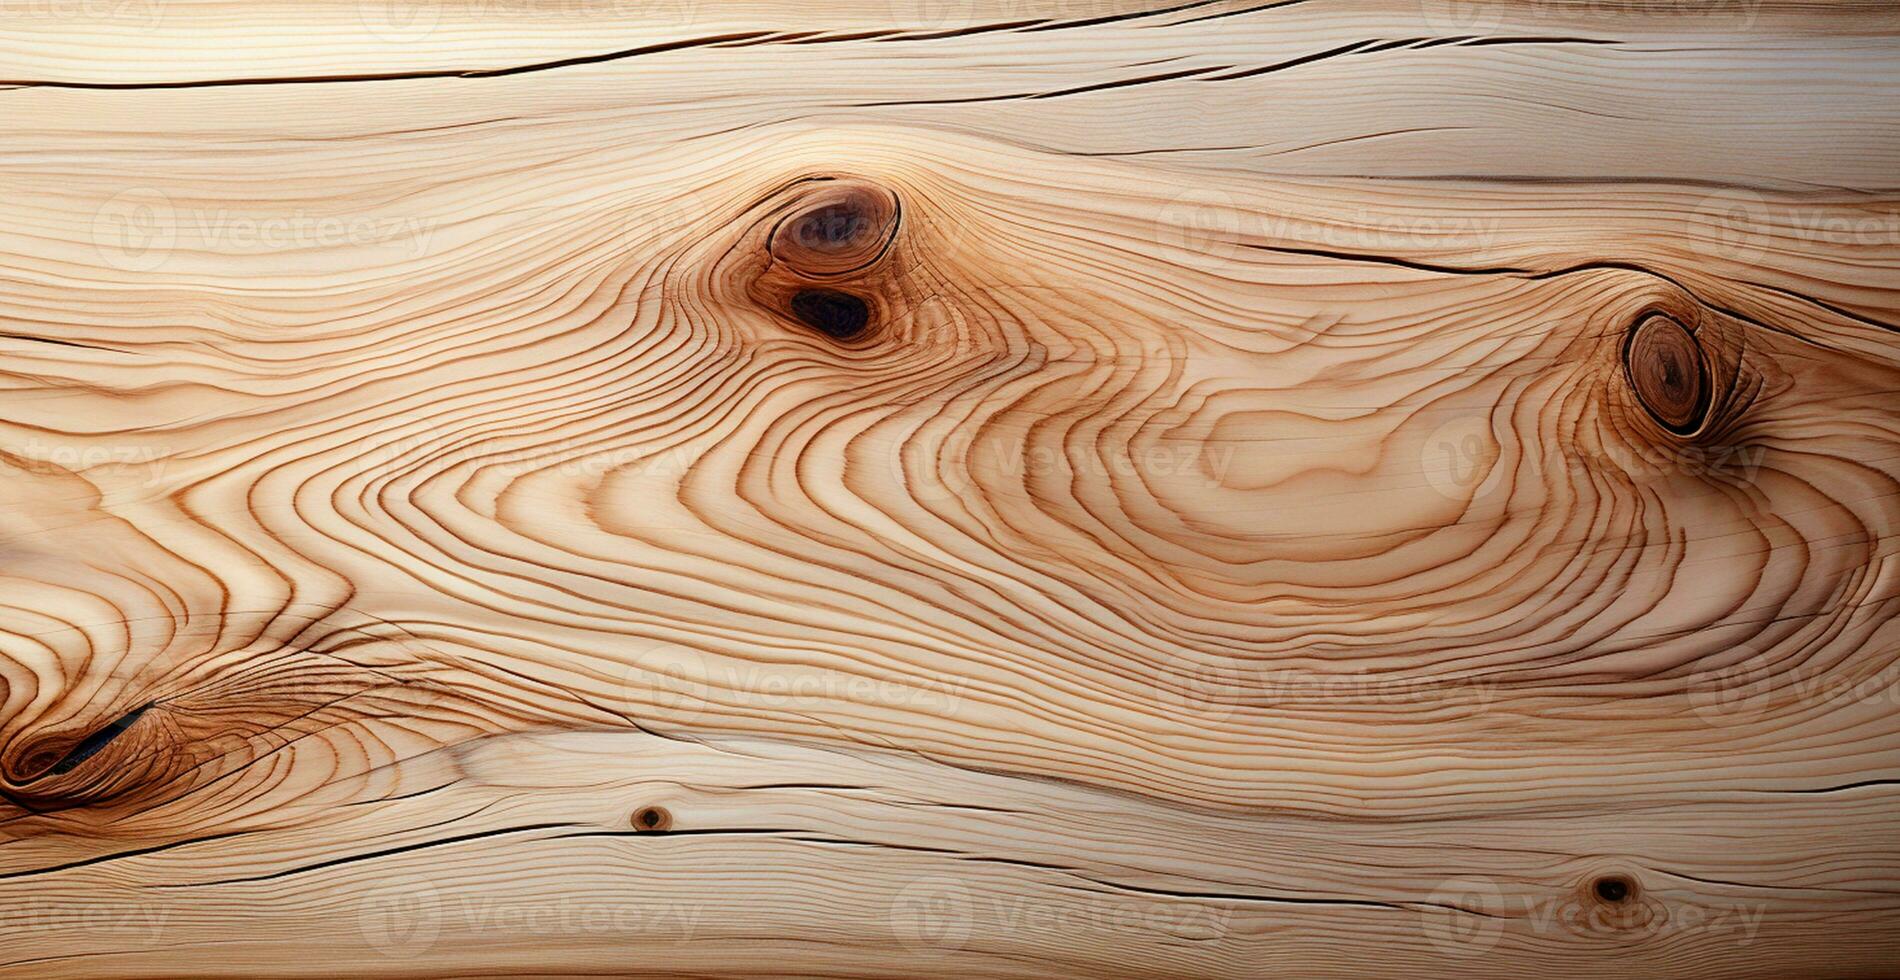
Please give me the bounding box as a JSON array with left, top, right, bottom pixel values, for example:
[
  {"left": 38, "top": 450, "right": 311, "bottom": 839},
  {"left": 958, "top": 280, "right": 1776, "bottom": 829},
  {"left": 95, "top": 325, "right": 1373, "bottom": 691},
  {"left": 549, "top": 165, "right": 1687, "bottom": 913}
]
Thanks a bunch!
[{"left": 1, "top": 1, "right": 1898, "bottom": 976}]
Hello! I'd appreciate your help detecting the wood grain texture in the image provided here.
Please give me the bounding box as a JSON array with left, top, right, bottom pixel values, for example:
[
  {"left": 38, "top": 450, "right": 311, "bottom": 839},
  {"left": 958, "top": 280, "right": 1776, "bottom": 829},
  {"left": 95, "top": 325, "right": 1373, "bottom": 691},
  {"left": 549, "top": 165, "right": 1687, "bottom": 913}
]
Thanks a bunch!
[{"left": 0, "top": 0, "right": 1897, "bottom": 976}]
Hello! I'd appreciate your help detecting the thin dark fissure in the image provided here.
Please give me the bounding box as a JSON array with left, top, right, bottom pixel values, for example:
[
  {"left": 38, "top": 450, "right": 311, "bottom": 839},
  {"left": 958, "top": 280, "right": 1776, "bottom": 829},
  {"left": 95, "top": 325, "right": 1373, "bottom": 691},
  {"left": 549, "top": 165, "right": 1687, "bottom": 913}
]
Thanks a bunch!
[{"left": 46, "top": 702, "right": 154, "bottom": 776}]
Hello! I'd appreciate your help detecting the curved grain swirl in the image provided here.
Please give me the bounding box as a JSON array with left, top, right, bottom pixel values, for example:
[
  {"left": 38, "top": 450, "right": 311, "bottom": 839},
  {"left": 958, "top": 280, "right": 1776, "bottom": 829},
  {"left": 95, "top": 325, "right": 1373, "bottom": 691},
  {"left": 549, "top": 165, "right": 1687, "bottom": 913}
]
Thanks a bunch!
[{"left": 0, "top": 3, "right": 1896, "bottom": 975}]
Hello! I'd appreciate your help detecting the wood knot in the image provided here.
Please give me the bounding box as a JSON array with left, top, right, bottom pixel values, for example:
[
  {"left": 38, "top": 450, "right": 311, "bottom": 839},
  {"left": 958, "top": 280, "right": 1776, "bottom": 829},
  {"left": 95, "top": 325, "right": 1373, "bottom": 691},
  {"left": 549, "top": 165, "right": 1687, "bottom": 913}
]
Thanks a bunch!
[
  {"left": 1625, "top": 314, "right": 1709, "bottom": 433},
  {"left": 789, "top": 288, "right": 871, "bottom": 340},
  {"left": 1, "top": 702, "right": 165, "bottom": 808},
  {"left": 632, "top": 805, "right": 672, "bottom": 832},
  {"left": 1557, "top": 869, "right": 1661, "bottom": 938},
  {"left": 768, "top": 179, "right": 900, "bottom": 278},
  {"left": 1592, "top": 874, "right": 1635, "bottom": 905},
  {"left": 4, "top": 703, "right": 152, "bottom": 785}
]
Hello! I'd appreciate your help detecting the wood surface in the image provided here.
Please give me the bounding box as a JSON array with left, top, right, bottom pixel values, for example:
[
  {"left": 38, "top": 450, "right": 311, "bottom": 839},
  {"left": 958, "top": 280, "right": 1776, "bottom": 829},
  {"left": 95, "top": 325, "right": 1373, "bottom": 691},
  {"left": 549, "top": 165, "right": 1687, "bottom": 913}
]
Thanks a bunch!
[{"left": 1, "top": 0, "right": 1898, "bottom": 976}]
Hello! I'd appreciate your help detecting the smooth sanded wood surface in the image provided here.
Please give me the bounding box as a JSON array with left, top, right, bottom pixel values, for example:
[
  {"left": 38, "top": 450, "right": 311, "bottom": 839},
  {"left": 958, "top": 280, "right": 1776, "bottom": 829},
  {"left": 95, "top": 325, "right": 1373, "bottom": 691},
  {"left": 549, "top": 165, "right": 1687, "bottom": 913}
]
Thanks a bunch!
[{"left": 1, "top": 1, "right": 1898, "bottom": 976}]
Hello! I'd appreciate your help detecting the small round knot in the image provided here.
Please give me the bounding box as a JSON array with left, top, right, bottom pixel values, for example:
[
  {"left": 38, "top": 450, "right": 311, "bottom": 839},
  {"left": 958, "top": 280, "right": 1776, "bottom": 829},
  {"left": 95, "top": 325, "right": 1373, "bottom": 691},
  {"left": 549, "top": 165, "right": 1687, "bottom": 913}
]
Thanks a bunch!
[
  {"left": 1593, "top": 874, "right": 1634, "bottom": 904},
  {"left": 632, "top": 805, "right": 673, "bottom": 832},
  {"left": 768, "top": 180, "right": 900, "bottom": 278},
  {"left": 1625, "top": 314, "right": 1709, "bottom": 433}
]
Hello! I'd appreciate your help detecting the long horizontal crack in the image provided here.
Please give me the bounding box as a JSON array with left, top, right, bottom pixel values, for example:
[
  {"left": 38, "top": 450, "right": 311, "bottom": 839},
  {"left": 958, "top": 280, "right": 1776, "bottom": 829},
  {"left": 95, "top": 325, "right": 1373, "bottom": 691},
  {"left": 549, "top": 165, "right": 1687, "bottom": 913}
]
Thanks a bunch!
[
  {"left": 855, "top": 35, "right": 1619, "bottom": 107},
  {"left": 0, "top": 28, "right": 1619, "bottom": 93},
  {"left": 157, "top": 822, "right": 579, "bottom": 887},
  {"left": 0, "top": 31, "right": 774, "bottom": 90},
  {"left": 0, "top": 831, "right": 248, "bottom": 882},
  {"left": 0, "top": 334, "right": 136, "bottom": 355}
]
